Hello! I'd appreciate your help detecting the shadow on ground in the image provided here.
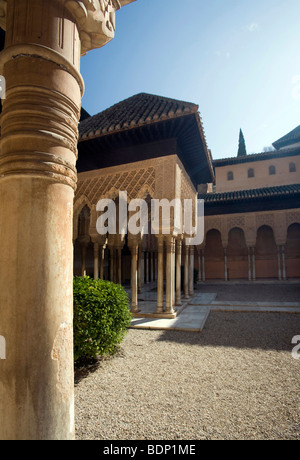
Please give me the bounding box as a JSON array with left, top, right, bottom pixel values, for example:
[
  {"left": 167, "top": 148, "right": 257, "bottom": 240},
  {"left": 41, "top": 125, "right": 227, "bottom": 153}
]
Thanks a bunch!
[{"left": 155, "top": 310, "right": 300, "bottom": 352}]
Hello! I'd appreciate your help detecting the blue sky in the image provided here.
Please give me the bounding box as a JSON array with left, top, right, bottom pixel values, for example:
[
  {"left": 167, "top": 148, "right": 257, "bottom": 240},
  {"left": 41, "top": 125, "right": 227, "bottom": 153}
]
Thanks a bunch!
[{"left": 81, "top": 0, "right": 300, "bottom": 159}]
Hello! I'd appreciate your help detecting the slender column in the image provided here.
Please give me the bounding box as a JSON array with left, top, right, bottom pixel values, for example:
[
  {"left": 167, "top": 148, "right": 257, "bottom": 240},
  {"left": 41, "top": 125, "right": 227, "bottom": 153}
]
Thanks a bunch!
[
  {"left": 202, "top": 251, "right": 206, "bottom": 282},
  {"left": 197, "top": 251, "right": 202, "bottom": 282},
  {"left": 247, "top": 247, "right": 252, "bottom": 281},
  {"left": 137, "top": 247, "right": 142, "bottom": 294},
  {"left": 148, "top": 251, "right": 152, "bottom": 283},
  {"left": 156, "top": 238, "right": 164, "bottom": 314},
  {"left": 252, "top": 247, "right": 256, "bottom": 281},
  {"left": 80, "top": 243, "right": 87, "bottom": 277},
  {"left": 144, "top": 251, "right": 149, "bottom": 284},
  {"left": 130, "top": 244, "right": 139, "bottom": 313},
  {"left": 184, "top": 245, "right": 189, "bottom": 299},
  {"left": 277, "top": 246, "right": 282, "bottom": 281},
  {"left": 93, "top": 242, "right": 99, "bottom": 280},
  {"left": 175, "top": 239, "right": 182, "bottom": 306},
  {"left": 189, "top": 246, "right": 194, "bottom": 296},
  {"left": 281, "top": 245, "right": 287, "bottom": 281},
  {"left": 152, "top": 252, "right": 156, "bottom": 282},
  {"left": 165, "top": 237, "right": 175, "bottom": 314},
  {"left": 100, "top": 245, "right": 105, "bottom": 280},
  {"left": 224, "top": 247, "right": 228, "bottom": 282}
]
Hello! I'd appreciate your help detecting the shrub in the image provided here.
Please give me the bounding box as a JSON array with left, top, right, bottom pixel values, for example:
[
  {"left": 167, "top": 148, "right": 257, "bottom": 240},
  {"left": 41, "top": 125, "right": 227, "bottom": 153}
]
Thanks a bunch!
[{"left": 73, "top": 276, "right": 132, "bottom": 362}]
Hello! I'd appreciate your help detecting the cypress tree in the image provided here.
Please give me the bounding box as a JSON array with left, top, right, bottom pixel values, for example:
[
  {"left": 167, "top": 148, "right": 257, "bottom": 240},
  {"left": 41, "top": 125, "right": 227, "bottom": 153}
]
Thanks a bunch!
[{"left": 237, "top": 129, "right": 247, "bottom": 157}]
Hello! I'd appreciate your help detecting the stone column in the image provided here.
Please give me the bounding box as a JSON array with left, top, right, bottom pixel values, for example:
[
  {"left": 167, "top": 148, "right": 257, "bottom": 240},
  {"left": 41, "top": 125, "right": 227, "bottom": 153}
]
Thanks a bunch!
[
  {"left": 247, "top": 247, "right": 252, "bottom": 281},
  {"left": 277, "top": 246, "right": 282, "bottom": 281},
  {"left": 281, "top": 245, "right": 287, "bottom": 281},
  {"left": 137, "top": 247, "right": 142, "bottom": 294},
  {"left": 189, "top": 246, "right": 194, "bottom": 296},
  {"left": 175, "top": 238, "right": 182, "bottom": 306},
  {"left": 165, "top": 237, "right": 175, "bottom": 314},
  {"left": 184, "top": 245, "right": 189, "bottom": 299},
  {"left": 0, "top": 0, "right": 135, "bottom": 440},
  {"left": 224, "top": 247, "right": 228, "bottom": 282},
  {"left": 130, "top": 244, "right": 139, "bottom": 313},
  {"left": 93, "top": 241, "right": 99, "bottom": 280},
  {"left": 197, "top": 250, "right": 202, "bottom": 282},
  {"left": 156, "top": 237, "right": 164, "bottom": 314},
  {"left": 202, "top": 250, "right": 206, "bottom": 282},
  {"left": 252, "top": 247, "right": 256, "bottom": 281},
  {"left": 100, "top": 244, "right": 105, "bottom": 280}
]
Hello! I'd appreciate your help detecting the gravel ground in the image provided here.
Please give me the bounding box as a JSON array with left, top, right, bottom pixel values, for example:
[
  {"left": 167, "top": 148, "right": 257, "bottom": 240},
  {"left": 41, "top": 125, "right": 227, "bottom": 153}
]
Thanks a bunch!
[{"left": 75, "top": 311, "right": 300, "bottom": 440}]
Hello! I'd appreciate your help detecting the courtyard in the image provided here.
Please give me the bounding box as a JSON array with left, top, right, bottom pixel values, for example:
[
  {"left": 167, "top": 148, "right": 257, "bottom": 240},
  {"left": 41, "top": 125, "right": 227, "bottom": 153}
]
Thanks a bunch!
[{"left": 75, "top": 283, "right": 300, "bottom": 441}]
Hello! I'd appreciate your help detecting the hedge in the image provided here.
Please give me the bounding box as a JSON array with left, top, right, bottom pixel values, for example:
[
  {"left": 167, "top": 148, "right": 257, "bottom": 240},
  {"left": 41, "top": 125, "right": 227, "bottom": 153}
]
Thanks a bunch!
[{"left": 73, "top": 276, "right": 132, "bottom": 362}]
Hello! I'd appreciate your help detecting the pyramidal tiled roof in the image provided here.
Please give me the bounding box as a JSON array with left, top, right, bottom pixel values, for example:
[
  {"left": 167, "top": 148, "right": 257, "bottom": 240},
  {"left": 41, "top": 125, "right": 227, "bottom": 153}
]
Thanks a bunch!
[
  {"left": 199, "top": 183, "right": 300, "bottom": 203},
  {"left": 79, "top": 93, "right": 199, "bottom": 140},
  {"left": 273, "top": 125, "right": 300, "bottom": 150}
]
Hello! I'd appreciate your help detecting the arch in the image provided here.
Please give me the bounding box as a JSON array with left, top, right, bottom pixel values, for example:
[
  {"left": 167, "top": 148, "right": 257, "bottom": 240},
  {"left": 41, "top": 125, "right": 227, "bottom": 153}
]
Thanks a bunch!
[
  {"left": 73, "top": 194, "right": 93, "bottom": 241},
  {"left": 286, "top": 223, "right": 300, "bottom": 278},
  {"left": 204, "top": 229, "right": 224, "bottom": 280},
  {"left": 227, "top": 227, "right": 248, "bottom": 279},
  {"left": 255, "top": 225, "right": 278, "bottom": 278}
]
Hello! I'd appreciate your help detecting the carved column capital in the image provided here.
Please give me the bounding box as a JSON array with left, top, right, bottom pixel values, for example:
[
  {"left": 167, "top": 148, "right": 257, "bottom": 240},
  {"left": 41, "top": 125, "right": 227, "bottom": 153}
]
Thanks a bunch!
[{"left": 0, "top": 0, "right": 136, "bottom": 56}]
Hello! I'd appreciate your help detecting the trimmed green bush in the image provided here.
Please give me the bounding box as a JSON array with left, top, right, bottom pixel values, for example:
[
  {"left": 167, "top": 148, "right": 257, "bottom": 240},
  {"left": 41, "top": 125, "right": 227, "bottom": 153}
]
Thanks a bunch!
[{"left": 73, "top": 276, "right": 132, "bottom": 362}]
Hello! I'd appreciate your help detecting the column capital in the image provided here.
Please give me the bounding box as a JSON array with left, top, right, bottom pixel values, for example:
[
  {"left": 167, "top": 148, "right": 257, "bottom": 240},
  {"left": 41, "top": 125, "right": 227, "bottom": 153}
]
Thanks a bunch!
[{"left": 0, "top": 0, "right": 135, "bottom": 56}]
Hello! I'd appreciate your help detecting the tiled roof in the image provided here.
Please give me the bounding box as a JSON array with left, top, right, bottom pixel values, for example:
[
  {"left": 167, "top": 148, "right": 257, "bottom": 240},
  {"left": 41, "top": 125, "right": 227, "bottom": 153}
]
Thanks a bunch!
[
  {"left": 212, "top": 146, "right": 300, "bottom": 167},
  {"left": 79, "top": 93, "right": 199, "bottom": 140},
  {"left": 273, "top": 125, "right": 300, "bottom": 150},
  {"left": 200, "top": 183, "right": 300, "bottom": 203}
]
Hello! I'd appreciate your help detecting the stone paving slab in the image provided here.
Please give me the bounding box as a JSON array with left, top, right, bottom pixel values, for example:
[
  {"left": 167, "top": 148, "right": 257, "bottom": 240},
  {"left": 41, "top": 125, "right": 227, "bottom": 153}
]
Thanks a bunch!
[
  {"left": 188, "top": 293, "right": 217, "bottom": 305},
  {"left": 130, "top": 306, "right": 210, "bottom": 332}
]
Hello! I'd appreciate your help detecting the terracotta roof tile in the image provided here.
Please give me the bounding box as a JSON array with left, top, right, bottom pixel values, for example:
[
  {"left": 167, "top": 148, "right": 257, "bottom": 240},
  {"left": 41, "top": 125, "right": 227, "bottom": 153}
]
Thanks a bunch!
[
  {"left": 273, "top": 125, "right": 300, "bottom": 150},
  {"left": 79, "top": 93, "right": 198, "bottom": 140},
  {"left": 200, "top": 183, "right": 300, "bottom": 203}
]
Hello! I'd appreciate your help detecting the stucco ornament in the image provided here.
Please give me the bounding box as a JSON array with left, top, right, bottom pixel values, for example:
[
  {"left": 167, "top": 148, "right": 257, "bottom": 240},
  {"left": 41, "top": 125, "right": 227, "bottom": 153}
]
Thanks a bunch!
[{"left": 0, "top": 0, "right": 135, "bottom": 55}]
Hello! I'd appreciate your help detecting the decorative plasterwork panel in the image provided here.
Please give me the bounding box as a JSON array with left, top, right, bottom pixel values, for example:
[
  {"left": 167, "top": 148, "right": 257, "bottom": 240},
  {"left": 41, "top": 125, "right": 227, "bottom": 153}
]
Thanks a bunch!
[{"left": 75, "top": 166, "right": 156, "bottom": 204}]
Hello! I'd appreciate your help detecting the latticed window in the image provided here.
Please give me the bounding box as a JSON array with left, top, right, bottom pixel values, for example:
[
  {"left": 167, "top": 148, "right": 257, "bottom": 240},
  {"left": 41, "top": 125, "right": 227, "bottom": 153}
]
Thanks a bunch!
[
  {"left": 289, "top": 162, "right": 296, "bottom": 173},
  {"left": 227, "top": 171, "right": 234, "bottom": 181},
  {"left": 269, "top": 165, "right": 276, "bottom": 175}
]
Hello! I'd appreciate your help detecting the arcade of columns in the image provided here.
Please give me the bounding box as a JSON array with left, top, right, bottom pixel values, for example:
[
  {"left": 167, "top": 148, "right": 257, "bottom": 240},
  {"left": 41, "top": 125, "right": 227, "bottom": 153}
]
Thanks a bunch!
[
  {"left": 74, "top": 155, "right": 198, "bottom": 318},
  {"left": 0, "top": 0, "right": 136, "bottom": 441}
]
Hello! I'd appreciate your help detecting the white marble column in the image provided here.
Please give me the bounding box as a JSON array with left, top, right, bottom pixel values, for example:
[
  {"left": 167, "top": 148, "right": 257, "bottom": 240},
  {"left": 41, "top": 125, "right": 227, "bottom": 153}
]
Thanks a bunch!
[
  {"left": 184, "top": 245, "right": 189, "bottom": 299},
  {"left": 165, "top": 237, "right": 175, "bottom": 314},
  {"left": 130, "top": 244, "right": 139, "bottom": 313},
  {"left": 156, "top": 237, "right": 164, "bottom": 314},
  {"left": 175, "top": 238, "right": 182, "bottom": 306},
  {"left": 189, "top": 246, "right": 194, "bottom": 296}
]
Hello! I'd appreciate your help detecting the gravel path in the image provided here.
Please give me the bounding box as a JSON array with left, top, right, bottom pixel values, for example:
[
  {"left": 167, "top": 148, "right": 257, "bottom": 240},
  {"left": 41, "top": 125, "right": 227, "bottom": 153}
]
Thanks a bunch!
[{"left": 75, "top": 311, "right": 300, "bottom": 440}]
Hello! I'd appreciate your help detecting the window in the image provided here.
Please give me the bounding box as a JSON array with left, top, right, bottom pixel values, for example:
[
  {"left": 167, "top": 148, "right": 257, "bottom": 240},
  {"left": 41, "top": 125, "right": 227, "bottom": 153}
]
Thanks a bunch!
[
  {"left": 227, "top": 171, "right": 234, "bottom": 181},
  {"left": 248, "top": 168, "right": 255, "bottom": 178},
  {"left": 289, "top": 162, "right": 296, "bottom": 173},
  {"left": 269, "top": 165, "right": 276, "bottom": 175}
]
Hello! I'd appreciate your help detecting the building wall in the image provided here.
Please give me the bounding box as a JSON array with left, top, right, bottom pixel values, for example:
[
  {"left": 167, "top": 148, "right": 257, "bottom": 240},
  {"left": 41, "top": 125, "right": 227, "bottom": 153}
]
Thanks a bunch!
[
  {"left": 215, "top": 155, "right": 300, "bottom": 193},
  {"left": 197, "top": 209, "right": 300, "bottom": 280}
]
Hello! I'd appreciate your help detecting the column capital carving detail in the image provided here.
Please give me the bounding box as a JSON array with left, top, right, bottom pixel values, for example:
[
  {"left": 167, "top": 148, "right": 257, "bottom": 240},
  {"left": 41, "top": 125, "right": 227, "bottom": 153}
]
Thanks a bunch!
[{"left": 0, "top": 0, "right": 136, "bottom": 56}]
